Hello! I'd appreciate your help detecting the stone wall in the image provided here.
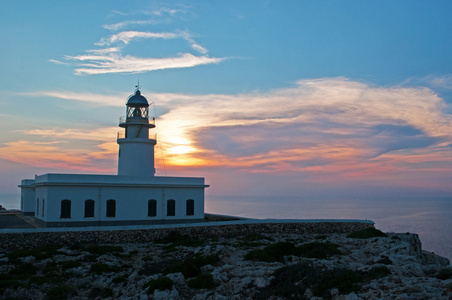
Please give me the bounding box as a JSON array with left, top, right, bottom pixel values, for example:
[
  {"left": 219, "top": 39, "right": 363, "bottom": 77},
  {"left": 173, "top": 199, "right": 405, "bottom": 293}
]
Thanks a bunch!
[{"left": 0, "top": 221, "right": 373, "bottom": 251}]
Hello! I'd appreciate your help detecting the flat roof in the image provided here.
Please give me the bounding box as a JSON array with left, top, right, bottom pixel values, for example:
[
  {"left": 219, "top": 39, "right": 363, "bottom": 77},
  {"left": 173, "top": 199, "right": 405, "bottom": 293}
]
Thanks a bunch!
[{"left": 20, "top": 173, "right": 208, "bottom": 188}]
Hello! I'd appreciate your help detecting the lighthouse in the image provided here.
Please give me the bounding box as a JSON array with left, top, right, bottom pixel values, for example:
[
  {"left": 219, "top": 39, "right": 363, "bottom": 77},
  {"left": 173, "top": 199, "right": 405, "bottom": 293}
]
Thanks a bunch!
[
  {"left": 19, "top": 85, "right": 208, "bottom": 227},
  {"left": 117, "top": 87, "right": 156, "bottom": 177}
]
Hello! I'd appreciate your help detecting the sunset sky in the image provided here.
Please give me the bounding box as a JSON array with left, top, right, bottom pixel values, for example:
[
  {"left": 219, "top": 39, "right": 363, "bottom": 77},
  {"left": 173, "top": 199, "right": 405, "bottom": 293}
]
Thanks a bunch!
[{"left": 1, "top": 1, "right": 452, "bottom": 207}]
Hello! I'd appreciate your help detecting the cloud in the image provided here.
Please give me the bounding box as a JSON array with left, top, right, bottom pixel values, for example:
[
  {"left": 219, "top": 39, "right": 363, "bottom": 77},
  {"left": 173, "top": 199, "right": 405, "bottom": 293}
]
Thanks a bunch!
[
  {"left": 103, "top": 20, "right": 158, "bottom": 31},
  {"left": 96, "top": 30, "right": 188, "bottom": 46},
  {"left": 424, "top": 74, "right": 452, "bottom": 90},
  {"left": 68, "top": 53, "right": 225, "bottom": 75},
  {"left": 6, "top": 78, "right": 452, "bottom": 188},
  {"left": 19, "top": 91, "right": 126, "bottom": 106},
  {"left": 150, "top": 78, "right": 452, "bottom": 181},
  {"left": 104, "top": 7, "right": 187, "bottom": 31},
  {"left": 95, "top": 30, "right": 209, "bottom": 55},
  {"left": 48, "top": 59, "right": 69, "bottom": 65},
  {"left": 54, "top": 28, "right": 221, "bottom": 74},
  {"left": 19, "top": 127, "right": 118, "bottom": 141},
  {"left": 0, "top": 140, "right": 116, "bottom": 173}
]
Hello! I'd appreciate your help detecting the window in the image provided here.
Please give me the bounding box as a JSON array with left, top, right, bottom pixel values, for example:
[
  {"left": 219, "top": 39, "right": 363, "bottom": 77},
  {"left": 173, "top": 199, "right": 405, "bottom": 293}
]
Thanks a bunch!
[
  {"left": 85, "top": 200, "right": 95, "bottom": 218},
  {"left": 167, "top": 199, "right": 175, "bottom": 216},
  {"left": 106, "top": 200, "right": 116, "bottom": 218},
  {"left": 186, "top": 199, "right": 194, "bottom": 216},
  {"left": 60, "top": 200, "right": 71, "bottom": 219},
  {"left": 37, "top": 198, "right": 39, "bottom": 216},
  {"left": 148, "top": 200, "right": 157, "bottom": 217},
  {"left": 42, "top": 199, "right": 45, "bottom": 217}
]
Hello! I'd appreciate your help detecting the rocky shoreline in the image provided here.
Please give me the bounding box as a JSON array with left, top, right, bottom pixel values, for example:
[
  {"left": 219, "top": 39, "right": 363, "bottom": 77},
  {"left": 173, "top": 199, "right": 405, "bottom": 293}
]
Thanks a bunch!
[{"left": 0, "top": 225, "right": 451, "bottom": 299}]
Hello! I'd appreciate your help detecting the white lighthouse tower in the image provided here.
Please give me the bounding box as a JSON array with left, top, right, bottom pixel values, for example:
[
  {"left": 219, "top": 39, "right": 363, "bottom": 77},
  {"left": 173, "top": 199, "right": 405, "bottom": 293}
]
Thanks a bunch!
[
  {"left": 117, "top": 87, "right": 156, "bottom": 177},
  {"left": 19, "top": 85, "right": 208, "bottom": 227}
]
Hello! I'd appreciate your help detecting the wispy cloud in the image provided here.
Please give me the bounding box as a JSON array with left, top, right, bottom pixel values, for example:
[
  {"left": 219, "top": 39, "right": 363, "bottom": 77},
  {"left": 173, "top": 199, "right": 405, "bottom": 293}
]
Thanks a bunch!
[
  {"left": 51, "top": 4, "right": 219, "bottom": 75},
  {"left": 51, "top": 29, "right": 222, "bottom": 74},
  {"left": 48, "top": 59, "right": 69, "bottom": 65},
  {"left": 19, "top": 91, "right": 126, "bottom": 106},
  {"left": 96, "top": 30, "right": 188, "bottom": 46},
  {"left": 423, "top": 74, "right": 452, "bottom": 90},
  {"left": 67, "top": 53, "right": 225, "bottom": 75},
  {"left": 103, "top": 20, "right": 157, "bottom": 31},
  {"left": 104, "top": 7, "right": 187, "bottom": 31}
]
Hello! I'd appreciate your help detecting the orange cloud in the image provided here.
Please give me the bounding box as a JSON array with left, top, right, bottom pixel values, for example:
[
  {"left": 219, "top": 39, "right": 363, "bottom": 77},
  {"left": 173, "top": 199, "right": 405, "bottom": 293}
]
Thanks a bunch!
[{"left": 0, "top": 141, "right": 116, "bottom": 173}]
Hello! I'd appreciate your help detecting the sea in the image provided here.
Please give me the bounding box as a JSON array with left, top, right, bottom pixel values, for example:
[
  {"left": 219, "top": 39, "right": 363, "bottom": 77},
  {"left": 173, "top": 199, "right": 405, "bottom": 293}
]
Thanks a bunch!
[
  {"left": 206, "top": 195, "right": 452, "bottom": 262},
  {"left": 1, "top": 194, "right": 451, "bottom": 262}
]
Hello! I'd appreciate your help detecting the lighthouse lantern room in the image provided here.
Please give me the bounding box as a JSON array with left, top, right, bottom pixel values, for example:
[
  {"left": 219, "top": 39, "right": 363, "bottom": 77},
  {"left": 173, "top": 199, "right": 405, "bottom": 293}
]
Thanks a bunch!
[{"left": 117, "top": 88, "right": 157, "bottom": 177}]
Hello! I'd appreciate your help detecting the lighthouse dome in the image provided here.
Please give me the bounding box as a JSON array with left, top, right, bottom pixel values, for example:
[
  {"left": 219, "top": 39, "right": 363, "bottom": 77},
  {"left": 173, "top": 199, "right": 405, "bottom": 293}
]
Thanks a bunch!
[{"left": 126, "top": 90, "right": 149, "bottom": 107}]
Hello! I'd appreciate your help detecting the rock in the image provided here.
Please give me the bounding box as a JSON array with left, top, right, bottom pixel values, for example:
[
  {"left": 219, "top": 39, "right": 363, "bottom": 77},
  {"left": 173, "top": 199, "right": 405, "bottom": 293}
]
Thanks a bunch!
[
  {"left": 20, "top": 255, "right": 35, "bottom": 263},
  {"left": 422, "top": 250, "right": 451, "bottom": 266},
  {"left": 170, "top": 288, "right": 180, "bottom": 299},
  {"left": 304, "top": 288, "right": 313, "bottom": 299},
  {"left": 0, "top": 227, "right": 450, "bottom": 299},
  {"left": 442, "top": 279, "right": 452, "bottom": 289},
  {"left": 253, "top": 277, "right": 269, "bottom": 288},
  {"left": 402, "top": 263, "right": 424, "bottom": 277},
  {"left": 166, "top": 272, "right": 185, "bottom": 285},
  {"left": 212, "top": 268, "right": 228, "bottom": 282},
  {"left": 344, "top": 292, "right": 358, "bottom": 300},
  {"left": 201, "top": 264, "right": 215, "bottom": 273},
  {"left": 153, "top": 289, "right": 175, "bottom": 299},
  {"left": 138, "top": 294, "right": 148, "bottom": 300}
]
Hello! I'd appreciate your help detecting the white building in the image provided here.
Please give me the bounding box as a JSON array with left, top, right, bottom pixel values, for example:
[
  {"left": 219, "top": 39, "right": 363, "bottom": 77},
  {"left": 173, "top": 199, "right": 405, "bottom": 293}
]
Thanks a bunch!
[{"left": 19, "top": 88, "right": 208, "bottom": 227}]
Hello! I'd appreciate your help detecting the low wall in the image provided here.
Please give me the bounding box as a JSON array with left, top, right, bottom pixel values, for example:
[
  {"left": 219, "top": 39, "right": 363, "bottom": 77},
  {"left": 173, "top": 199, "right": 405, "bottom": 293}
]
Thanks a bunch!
[{"left": 0, "top": 221, "right": 373, "bottom": 251}]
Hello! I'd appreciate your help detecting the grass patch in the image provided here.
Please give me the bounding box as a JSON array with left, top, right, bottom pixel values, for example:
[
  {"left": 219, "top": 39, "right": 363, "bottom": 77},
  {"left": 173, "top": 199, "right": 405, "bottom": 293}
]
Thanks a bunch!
[
  {"left": 435, "top": 267, "right": 452, "bottom": 280},
  {"left": 90, "top": 287, "right": 114, "bottom": 298},
  {"left": 144, "top": 277, "right": 173, "bottom": 293},
  {"left": 245, "top": 242, "right": 296, "bottom": 263},
  {"left": 366, "top": 266, "right": 391, "bottom": 280},
  {"left": 60, "top": 260, "right": 82, "bottom": 270},
  {"left": 295, "top": 242, "right": 342, "bottom": 259},
  {"left": 163, "top": 254, "right": 220, "bottom": 278},
  {"left": 245, "top": 241, "right": 342, "bottom": 262},
  {"left": 347, "top": 228, "right": 387, "bottom": 239},
  {"left": 157, "top": 231, "right": 205, "bottom": 252},
  {"left": 9, "top": 263, "right": 37, "bottom": 279},
  {"left": 188, "top": 273, "right": 217, "bottom": 289},
  {"left": 0, "top": 274, "right": 21, "bottom": 290},
  {"left": 112, "top": 275, "right": 128, "bottom": 284},
  {"left": 315, "top": 235, "right": 328, "bottom": 240},
  {"left": 258, "top": 262, "right": 363, "bottom": 299},
  {"left": 90, "top": 263, "right": 121, "bottom": 274},
  {"left": 46, "top": 285, "right": 76, "bottom": 300},
  {"left": 85, "top": 245, "right": 123, "bottom": 255},
  {"left": 140, "top": 261, "right": 172, "bottom": 276},
  {"left": 28, "top": 275, "right": 53, "bottom": 285},
  {"left": 6, "top": 244, "right": 63, "bottom": 262},
  {"left": 43, "top": 262, "right": 59, "bottom": 274}
]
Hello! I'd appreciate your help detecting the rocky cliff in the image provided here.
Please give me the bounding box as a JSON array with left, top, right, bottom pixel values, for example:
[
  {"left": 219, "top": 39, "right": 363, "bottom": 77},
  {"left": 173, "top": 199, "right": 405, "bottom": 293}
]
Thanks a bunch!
[{"left": 0, "top": 226, "right": 450, "bottom": 299}]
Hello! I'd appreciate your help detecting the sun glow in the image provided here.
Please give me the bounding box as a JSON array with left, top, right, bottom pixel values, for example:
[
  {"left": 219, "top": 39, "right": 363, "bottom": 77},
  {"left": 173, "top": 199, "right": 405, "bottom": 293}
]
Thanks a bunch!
[{"left": 168, "top": 145, "right": 195, "bottom": 155}]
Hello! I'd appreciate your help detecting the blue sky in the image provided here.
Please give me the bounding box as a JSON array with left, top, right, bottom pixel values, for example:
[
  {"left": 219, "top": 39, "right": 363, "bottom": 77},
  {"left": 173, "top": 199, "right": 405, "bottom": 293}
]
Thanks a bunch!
[{"left": 1, "top": 1, "right": 452, "bottom": 207}]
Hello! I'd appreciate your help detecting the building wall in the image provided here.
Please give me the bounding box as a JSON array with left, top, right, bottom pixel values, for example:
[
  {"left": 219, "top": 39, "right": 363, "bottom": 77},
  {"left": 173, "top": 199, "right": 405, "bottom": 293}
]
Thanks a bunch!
[
  {"left": 20, "top": 185, "right": 35, "bottom": 216},
  {"left": 34, "top": 187, "right": 48, "bottom": 221},
  {"left": 42, "top": 184, "right": 204, "bottom": 226}
]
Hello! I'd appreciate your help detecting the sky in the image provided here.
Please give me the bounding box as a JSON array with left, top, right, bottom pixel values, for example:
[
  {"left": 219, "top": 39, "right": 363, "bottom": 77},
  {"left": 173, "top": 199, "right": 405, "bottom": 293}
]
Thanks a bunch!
[{"left": 1, "top": 1, "right": 452, "bottom": 208}]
